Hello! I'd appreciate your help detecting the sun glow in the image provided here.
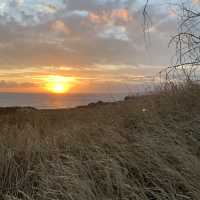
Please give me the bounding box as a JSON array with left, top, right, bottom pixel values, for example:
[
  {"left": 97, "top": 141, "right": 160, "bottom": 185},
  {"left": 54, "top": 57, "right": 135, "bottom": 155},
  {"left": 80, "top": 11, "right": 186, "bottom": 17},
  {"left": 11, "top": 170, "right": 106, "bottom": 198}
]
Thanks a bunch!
[
  {"left": 52, "top": 83, "right": 65, "bottom": 93},
  {"left": 44, "top": 75, "right": 76, "bottom": 94}
]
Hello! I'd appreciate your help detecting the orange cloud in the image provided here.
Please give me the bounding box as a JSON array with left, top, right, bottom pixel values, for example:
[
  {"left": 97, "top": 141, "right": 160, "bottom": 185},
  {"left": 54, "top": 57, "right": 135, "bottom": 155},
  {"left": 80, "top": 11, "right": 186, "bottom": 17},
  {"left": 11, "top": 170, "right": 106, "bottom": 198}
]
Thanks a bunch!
[
  {"left": 88, "top": 9, "right": 132, "bottom": 24},
  {"left": 89, "top": 13, "right": 103, "bottom": 24},
  {"left": 111, "top": 9, "right": 132, "bottom": 22},
  {"left": 51, "top": 20, "right": 70, "bottom": 34}
]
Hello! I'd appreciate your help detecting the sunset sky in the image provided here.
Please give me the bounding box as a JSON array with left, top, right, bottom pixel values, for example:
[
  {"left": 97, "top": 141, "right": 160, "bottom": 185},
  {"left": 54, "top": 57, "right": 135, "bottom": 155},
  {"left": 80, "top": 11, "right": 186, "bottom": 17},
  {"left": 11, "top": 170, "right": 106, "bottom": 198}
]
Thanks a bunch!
[{"left": 0, "top": 0, "right": 196, "bottom": 93}]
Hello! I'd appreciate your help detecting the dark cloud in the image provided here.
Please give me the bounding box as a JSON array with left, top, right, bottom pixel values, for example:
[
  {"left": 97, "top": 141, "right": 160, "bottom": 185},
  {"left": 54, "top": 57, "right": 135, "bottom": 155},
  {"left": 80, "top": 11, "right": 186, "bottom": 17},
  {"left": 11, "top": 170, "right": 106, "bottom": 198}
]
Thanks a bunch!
[{"left": 0, "top": 80, "right": 36, "bottom": 88}]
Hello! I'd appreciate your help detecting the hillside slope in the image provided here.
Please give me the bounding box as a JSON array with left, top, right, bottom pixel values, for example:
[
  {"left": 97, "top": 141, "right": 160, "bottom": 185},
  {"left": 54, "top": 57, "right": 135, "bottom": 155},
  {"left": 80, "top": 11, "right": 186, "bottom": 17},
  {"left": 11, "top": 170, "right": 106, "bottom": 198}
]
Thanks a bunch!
[{"left": 0, "top": 83, "right": 200, "bottom": 200}]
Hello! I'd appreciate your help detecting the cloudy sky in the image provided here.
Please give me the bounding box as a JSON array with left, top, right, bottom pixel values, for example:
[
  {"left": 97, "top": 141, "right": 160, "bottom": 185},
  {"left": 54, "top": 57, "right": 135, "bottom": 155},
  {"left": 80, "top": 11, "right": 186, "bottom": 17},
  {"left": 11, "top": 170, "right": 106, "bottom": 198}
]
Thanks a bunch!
[{"left": 0, "top": 0, "right": 195, "bottom": 93}]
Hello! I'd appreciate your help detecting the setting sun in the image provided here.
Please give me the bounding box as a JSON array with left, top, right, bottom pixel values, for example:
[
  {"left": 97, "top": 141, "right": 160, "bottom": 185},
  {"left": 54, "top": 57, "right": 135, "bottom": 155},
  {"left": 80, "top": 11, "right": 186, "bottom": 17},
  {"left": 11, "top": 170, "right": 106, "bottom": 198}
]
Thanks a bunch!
[
  {"left": 52, "top": 83, "right": 66, "bottom": 93},
  {"left": 44, "top": 75, "right": 76, "bottom": 94}
]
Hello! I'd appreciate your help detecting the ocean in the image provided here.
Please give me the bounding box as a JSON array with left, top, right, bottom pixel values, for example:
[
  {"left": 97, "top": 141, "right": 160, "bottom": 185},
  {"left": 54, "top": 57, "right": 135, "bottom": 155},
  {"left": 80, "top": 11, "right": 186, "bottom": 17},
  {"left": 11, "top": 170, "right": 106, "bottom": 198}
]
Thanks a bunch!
[{"left": 0, "top": 93, "right": 127, "bottom": 109}]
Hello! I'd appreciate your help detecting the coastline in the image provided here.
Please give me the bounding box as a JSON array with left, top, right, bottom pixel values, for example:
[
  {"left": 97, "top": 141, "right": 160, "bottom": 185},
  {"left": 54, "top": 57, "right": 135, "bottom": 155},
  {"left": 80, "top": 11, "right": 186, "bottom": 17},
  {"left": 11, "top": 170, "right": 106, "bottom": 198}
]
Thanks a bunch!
[{"left": 0, "top": 85, "right": 200, "bottom": 199}]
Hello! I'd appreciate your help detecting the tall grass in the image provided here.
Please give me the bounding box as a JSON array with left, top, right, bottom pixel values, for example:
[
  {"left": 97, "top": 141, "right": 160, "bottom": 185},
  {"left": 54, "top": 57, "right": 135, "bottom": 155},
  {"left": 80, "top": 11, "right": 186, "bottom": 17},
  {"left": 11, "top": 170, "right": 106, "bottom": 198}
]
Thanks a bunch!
[{"left": 0, "top": 82, "right": 200, "bottom": 200}]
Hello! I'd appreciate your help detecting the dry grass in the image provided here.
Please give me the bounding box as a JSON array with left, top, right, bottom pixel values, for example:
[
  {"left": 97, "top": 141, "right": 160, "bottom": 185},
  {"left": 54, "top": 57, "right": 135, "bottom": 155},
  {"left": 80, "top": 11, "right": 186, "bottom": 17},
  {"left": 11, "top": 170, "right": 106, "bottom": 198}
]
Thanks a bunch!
[{"left": 0, "top": 83, "right": 200, "bottom": 200}]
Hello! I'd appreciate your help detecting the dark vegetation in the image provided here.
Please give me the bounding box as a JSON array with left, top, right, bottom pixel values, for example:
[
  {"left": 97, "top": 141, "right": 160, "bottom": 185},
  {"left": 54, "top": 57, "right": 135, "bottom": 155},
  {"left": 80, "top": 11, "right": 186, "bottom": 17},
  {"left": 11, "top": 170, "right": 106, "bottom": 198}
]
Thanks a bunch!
[{"left": 0, "top": 82, "right": 199, "bottom": 200}]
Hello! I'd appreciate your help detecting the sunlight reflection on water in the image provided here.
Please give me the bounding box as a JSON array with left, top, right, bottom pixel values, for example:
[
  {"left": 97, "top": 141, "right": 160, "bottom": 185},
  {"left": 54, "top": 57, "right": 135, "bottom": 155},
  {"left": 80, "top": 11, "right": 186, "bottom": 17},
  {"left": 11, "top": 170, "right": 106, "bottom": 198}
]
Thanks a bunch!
[{"left": 0, "top": 93, "right": 126, "bottom": 109}]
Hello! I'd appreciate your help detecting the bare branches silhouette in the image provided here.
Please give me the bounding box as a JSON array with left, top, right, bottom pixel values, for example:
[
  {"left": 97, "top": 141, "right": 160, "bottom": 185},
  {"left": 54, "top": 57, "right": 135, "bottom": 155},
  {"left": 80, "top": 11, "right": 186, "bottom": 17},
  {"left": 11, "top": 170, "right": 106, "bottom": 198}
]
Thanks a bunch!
[{"left": 143, "top": 1, "right": 200, "bottom": 83}]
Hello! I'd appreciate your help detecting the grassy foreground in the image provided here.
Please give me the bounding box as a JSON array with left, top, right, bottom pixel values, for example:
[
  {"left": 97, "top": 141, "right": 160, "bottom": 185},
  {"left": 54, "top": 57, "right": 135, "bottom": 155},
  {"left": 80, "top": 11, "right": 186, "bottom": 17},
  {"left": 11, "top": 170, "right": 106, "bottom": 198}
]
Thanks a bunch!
[{"left": 0, "top": 83, "right": 200, "bottom": 200}]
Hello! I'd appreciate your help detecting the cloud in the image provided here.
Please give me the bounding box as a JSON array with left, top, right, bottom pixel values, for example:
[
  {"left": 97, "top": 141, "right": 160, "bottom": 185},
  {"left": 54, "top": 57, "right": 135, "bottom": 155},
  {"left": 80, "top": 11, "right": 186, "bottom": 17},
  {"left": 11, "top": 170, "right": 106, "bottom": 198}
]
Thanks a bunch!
[
  {"left": 111, "top": 9, "right": 132, "bottom": 22},
  {"left": 68, "top": 10, "right": 89, "bottom": 18},
  {"left": 0, "top": 0, "right": 66, "bottom": 25},
  {"left": 0, "top": 80, "right": 36, "bottom": 88},
  {"left": 36, "top": 4, "right": 58, "bottom": 14},
  {"left": 15, "top": 0, "right": 24, "bottom": 6},
  {"left": 0, "top": 0, "right": 178, "bottom": 74},
  {"left": 88, "top": 8, "right": 132, "bottom": 24},
  {"left": 51, "top": 20, "right": 71, "bottom": 34},
  {"left": 192, "top": 0, "right": 200, "bottom": 5},
  {"left": 88, "top": 12, "right": 102, "bottom": 23},
  {"left": 98, "top": 25, "right": 129, "bottom": 41},
  {"left": 168, "top": 8, "right": 177, "bottom": 17}
]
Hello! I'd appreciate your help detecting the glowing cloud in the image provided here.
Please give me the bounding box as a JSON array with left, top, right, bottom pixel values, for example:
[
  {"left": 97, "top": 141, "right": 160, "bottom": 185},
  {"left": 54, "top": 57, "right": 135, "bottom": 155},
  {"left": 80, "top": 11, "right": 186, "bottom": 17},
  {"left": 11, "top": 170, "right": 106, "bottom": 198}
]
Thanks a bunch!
[
  {"left": 51, "top": 20, "right": 71, "bottom": 34},
  {"left": 43, "top": 75, "right": 77, "bottom": 94},
  {"left": 111, "top": 9, "right": 132, "bottom": 22},
  {"left": 88, "top": 9, "right": 132, "bottom": 24}
]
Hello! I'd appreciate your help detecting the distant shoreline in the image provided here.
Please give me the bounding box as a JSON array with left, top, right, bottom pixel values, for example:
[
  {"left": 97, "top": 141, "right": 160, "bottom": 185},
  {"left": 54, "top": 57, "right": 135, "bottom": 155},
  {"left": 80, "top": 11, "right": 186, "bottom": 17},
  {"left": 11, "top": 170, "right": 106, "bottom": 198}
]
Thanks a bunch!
[{"left": 0, "top": 92, "right": 131, "bottom": 109}]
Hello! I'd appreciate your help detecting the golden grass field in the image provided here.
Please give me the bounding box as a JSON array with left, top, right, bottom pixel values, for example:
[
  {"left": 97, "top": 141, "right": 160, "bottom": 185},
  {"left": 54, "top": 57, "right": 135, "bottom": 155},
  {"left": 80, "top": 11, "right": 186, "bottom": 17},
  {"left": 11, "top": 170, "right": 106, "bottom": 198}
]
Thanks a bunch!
[{"left": 0, "top": 83, "right": 200, "bottom": 200}]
